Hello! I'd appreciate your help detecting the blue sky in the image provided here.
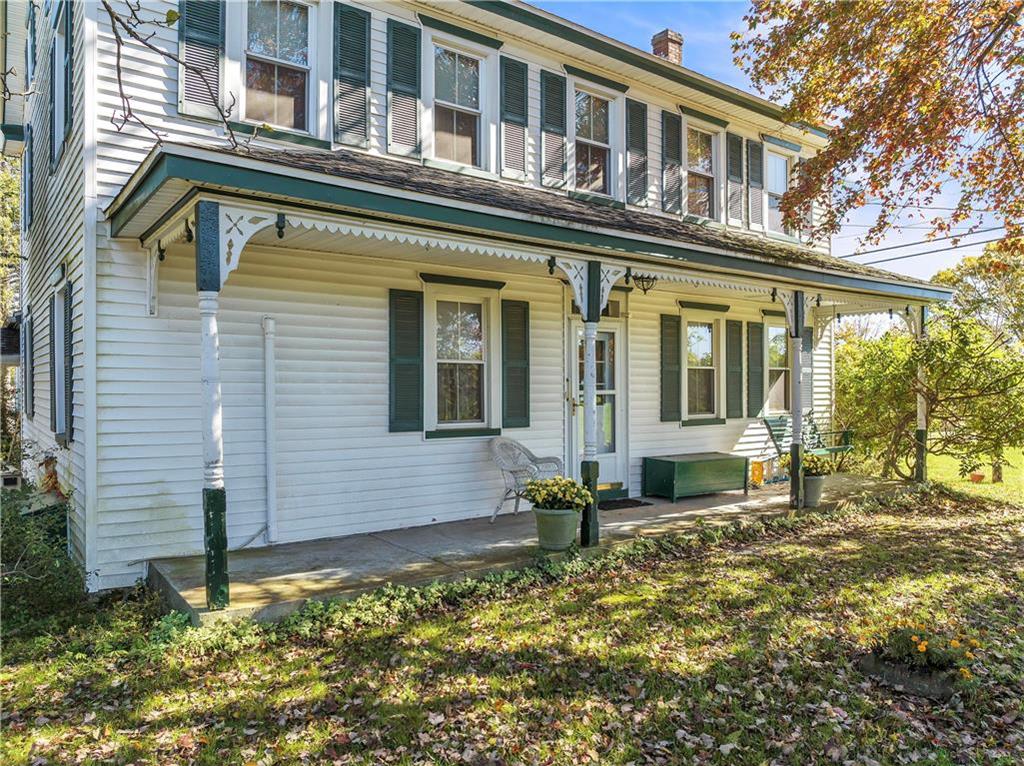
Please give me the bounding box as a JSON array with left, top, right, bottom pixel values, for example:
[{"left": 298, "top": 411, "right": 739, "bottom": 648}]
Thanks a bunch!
[{"left": 531, "top": 1, "right": 995, "bottom": 282}]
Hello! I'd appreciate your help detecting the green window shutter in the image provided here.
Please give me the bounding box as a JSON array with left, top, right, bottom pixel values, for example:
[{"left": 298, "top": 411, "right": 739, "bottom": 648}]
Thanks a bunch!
[
  {"left": 48, "top": 294, "right": 56, "bottom": 433},
  {"left": 389, "top": 289, "right": 423, "bottom": 432},
  {"left": 48, "top": 41, "right": 55, "bottom": 162},
  {"left": 726, "top": 133, "right": 743, "bottom": 222},
  {"left": 63, "top": 1, "right": 72, "bottom": 137},
  {"left": 334, "top": 3, "right": 370, "bottom": 147},
  {"left": 661, "top": 110, "right": 682, "bottom": 214},
  {"left": 626, "top": 99, "right": 648, "bottom": 205},
  {"left": 24, "top": 313, "right": 34, "bottom": 419},
  {"left": 501, "top": 300, "right": 530, "bottom": 428},
  {"left": 746, "top": 321, "right": 764, "bottom": 417},
  {"left": 746, "top": 139, "right": 764, "bottom": 228},
  {"left": 63, "top": 280, "right": 74, "bottom": 442},
  {"left": 660, "top": 314, "right": 681, "bottom": 422},
  {"left": 725, "top": 319, "right": 743, "bottom": 419},
  {"left": 540, "top": 70, "right": 566, "bottom": 185},
  {"left": 500, "top": 57, "right": 528, "bottom": 174},
  {"left": 178, "top": 0, "right": 224, "bottom": 114},
  {"left": 22, "top": 127, "right": 32, "bottom": 230},
  {"left": 386, "top": 19, "right": 421, "bottom": 155}
]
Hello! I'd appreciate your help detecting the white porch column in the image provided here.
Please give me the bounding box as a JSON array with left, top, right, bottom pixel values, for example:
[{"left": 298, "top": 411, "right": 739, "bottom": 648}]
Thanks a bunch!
[
  {"left": 582, "top": 320, "right": 598, "bottom": 463},
  {"left": 784, "top": 289, "right": 806, "bottom": 509},
  {"left": 196, "top": 200, "right": 230, "bottom": 609},
  {"left": 262, "top": 316, "right": 278, "bottom": 543}
]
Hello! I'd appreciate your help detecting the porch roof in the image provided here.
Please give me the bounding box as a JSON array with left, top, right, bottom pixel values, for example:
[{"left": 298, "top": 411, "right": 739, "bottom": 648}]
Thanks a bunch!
[{"left": 106, "top": 142, "right": 953, "bottom": 303}]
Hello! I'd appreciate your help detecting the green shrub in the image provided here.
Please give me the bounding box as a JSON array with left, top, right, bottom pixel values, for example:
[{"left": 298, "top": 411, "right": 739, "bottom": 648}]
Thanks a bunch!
[{"left": 1, "top": 486, "right": 85, "bottom": 627}]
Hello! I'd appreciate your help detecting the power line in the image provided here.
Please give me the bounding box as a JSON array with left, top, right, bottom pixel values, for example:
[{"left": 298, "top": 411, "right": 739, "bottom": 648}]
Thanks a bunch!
[
  {"left": 859, "top": 236, "right": 1015, "bottom": 266},
  {"left": 838, "top": 226, "right": 1004, "bottom": 257}
]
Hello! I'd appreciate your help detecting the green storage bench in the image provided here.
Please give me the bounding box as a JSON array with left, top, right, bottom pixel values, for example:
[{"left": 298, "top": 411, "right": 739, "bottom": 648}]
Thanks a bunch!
[{"left": 642, "top": 452, "right": 749, "bottom": 502}]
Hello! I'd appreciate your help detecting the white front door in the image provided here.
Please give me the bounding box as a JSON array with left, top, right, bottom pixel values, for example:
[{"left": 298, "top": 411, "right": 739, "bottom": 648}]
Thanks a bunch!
[{"left": 567, "top": 319, "right": 628, "bottom": 496}]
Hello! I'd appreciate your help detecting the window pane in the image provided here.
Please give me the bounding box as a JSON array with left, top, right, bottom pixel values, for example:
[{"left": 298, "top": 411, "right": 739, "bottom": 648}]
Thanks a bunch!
[
  {"left": 436, "top": 300, "right": 460, "bottom": 358},
  {"left": 687, "top": 128, "right": 713, "bottom": 174},
  {"left": 576, "top": 141, "right": 609, "bottom": 194},
  {"left": 767, "top": 326, "right": 789, "bottom": 368},
  {"left": 597, "top": 394, "right": 615, "bottom": 453},
  {"left": 276, "top": 65, "right": 307, "bottom": 130},
  {"left": 768, "top": 195, "right": 785, "bottom": 233},
  {"left": 245, "top": 58, "right": 278, "bottom": 123},
  {"left": 687, "top": 322, "right": 714, "bottom": 367},
  {"left": 575, "top": 91, "right": 592, "bottom": 140},
  {"left": 766, "top": 152, "right": 788, "bottom": 195},
  {"left": 247, "top": 0, "right": 278, "bottom": 59},
  {"left": 687, "top": 173, "right": 713, "bottom": 218},
  {"left": 688, "top": 368, "right": 715, "bottom": 415},
  {"left": 435, "top": 47, "right": 457, "bottom": 104},
  {"left": 437, "top": 363, "right": 483, "bottom": 422},
  {"left": 435, "top": 105, "right": 478, "bottom": 166},
  {"left": 768, "top": 368, "right": 790, "bottom": 412},
  {"left": 278, "top": 1, "right": 308, "bottom": 65},
  {"left": 456, "top": 54, "right": 479, "bottom": 109},
  {"left": 454, "top": 110, "right": 479, "bottom": 166},
  {"left": 591, "top": 96, "right": 608, "bottom": 143},
  {"left": 246, "top": 59, "right": 306, "bottom": 129},
  {"left": 458, "top": 302, "right": 483, "bottom": 360}
]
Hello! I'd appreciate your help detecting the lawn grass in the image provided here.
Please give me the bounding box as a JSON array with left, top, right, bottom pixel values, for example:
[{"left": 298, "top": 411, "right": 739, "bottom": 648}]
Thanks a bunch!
[
  {"left": 3, "top": 486, "right": 1023, "bottom": 765},
  {"left": 928, "top": 448, "right": 1023, "bottom": 502}
]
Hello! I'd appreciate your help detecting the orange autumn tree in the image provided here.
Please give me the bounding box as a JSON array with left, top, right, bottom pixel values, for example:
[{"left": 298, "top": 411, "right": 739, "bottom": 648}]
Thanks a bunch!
[{"left": 732, "top": 0, "right": 1024, "bottom": 247}]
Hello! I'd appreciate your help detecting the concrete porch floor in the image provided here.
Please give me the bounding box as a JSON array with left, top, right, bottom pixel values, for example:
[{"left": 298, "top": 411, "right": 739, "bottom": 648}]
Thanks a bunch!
[{"left": 149, "top": 474, "right": 904, "bottom": 624}]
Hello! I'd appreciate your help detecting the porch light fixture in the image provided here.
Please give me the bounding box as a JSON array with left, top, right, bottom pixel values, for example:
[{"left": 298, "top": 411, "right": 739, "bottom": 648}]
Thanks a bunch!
[
  {"left": 157, "top": 241, "right": 166, "bottom": 262},
  {"left": 633, "top": 272, "right": 658, "bottom": 294},
  {"left": 547, "top": 256, "right": 556, "bottom": 276},
  {"left": 771, "top": 287, "right": 778, "bottom": 302}
]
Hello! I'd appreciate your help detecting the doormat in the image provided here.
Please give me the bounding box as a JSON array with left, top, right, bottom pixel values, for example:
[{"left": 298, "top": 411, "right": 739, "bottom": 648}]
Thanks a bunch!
[{"left": 599, "top": 498, "right": 653, "bottom": 511}]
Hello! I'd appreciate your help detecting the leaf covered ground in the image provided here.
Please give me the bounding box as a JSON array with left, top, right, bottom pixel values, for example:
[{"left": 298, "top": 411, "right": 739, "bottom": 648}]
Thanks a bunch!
[{"left": 2, "top": 486, "right": 1023, "bottom": 765}]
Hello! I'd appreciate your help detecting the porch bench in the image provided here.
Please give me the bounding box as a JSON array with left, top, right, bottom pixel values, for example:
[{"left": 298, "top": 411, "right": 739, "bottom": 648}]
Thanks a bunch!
[
  {"left": 642, "top": 452, "right": 749, "bottom": 502},
  {"left": 762, "top": 414, "right": 854, "bottom": 458}
]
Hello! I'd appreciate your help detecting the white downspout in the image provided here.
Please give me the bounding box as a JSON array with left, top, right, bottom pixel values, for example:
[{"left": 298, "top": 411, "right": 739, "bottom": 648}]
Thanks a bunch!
[{"left": 262, "top": 316, "right": 278, "bottom": 544}]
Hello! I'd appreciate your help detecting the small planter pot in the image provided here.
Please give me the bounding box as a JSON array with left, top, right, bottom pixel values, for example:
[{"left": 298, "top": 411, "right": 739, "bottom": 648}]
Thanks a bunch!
[
  {"left": 856, "top": 652, "right": 956, "bottom": 701},
  {"left": 532, "top": 507, "right": 579, "bottom": 551},
  {"left": 803, "top": 474, "right": 827, "bottom": 508}
]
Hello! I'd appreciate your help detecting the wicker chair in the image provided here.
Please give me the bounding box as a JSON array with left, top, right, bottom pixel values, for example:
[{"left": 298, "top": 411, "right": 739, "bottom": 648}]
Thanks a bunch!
[{"left": 490, "top": 437, "right": 564, "bottom": 522}]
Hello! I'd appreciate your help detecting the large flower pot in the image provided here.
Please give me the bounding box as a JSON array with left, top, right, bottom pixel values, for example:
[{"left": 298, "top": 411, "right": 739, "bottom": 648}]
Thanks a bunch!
[
  {"left": 804, "top": 475, "right": 827, "bottom": 508},
  {"left": 532, "top": 507, "right": 579, "bottom": 551}
]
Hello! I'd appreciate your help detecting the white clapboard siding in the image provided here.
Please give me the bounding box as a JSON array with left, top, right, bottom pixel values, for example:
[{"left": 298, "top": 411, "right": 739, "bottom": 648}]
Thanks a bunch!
[{"left": 91, "top": 242, "right": 565, "bottom": 587}]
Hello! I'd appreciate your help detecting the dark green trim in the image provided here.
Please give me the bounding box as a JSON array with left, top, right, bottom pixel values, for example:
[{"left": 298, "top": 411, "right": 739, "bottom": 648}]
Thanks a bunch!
[
  {"left": 586, "top": 260, "right": 601, "bottom": 322},
  {"left": 580, "top": 459, "right": 599, "bottom": 547},
  {"left": 660, "top": 314, "right": 682, "bottom": 421},
  {"left": 389, "top": 289, "right": 424, "bottom": 432},
  {"left": 420, "top": 272, "right": 505, "bottom": 290},
  {"left": 501, "top": 299, "right": 530, "bottom": 428},
  {"left": 914, "top": 428, "right": 927, "bottom": 482},
  {"left": 679, "top": 300, "right": 729, "bottom": 313},
  {"left": 203, "top": 486, "right": 230, "bottom": 609},
  {"left": 108, "top": 152, "right": 956, "bottom": 302},
  {"left": 789, "top": 443, "right": 804, "bottom": 509},
  {"left": 564, "top": 64, "right": 628, "bottom": 93},
  {"left": 762, "top": 134, "right": 801, "bottom": 153},
  {"left": 0, "top": 123, "right": 24, "bottom": 142},
  {"left": 425, "top": 427, "right": 501, "bottom": 439},
  {"left": 791, "top": 290, "right": 805, "bottom": 338},
  {"left": 226, "top": 121, "right": 332, "bottom": 149},
  {"left": 725, "top": 319, "right": 743, "bottom": 420},
  {"left": 679, "top": 417, "right": 726, "bottom": 427},
  {"left": 679, "top": 105, "right": 728, "bottom": 129},
  {"left": 418, "top": 13, "right": 503, "bottom": 49},
  {"left": 761, "top": 309, "right": 787, "bottom": 318},
  {"left": 567, "top": 189, "right": 626, "bottom": 209},
  {"left": 195, "top": 200, "right": 220, "bottom": 292}
]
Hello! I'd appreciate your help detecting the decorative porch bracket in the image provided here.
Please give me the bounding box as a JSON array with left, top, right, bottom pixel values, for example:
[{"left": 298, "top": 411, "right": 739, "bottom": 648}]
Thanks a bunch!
[{"left": 195, "top": 200, "right": 230, "bottom": 609}]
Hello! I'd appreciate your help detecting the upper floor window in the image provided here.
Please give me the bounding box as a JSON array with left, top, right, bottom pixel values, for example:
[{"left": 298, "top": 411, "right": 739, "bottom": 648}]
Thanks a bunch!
[
  {"left": 687, "top": 127, "right": 714, "bottom": 218},
  {"left": 767, "top": 325, "right": 790, "bottom": 412},
  {"left": 686, "top": 320, "right": 717, "bottom": 416},
  {"left": 766, "top": 151, "right": 790, "bottom": 234},
  {"left": 245, "top": 0, "right": 309, "bottom": 131},
  {"left": 434, "top": 47, "right": 480, "bottom": 167},
  {"left": 574, "top": 90, "right": 610, "bottom": 194}
]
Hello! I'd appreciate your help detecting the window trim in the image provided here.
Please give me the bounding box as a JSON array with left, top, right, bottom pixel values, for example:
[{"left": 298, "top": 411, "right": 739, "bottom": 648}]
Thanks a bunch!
[
  {"left": 765, "top": 149, "right": 791, "bottom": 236},
  {"left": 683, "top": 122, "right": 720, "bottom": 222},
  {"left": 682, "top": 312, "right": 723, "bottom": 420},
  {"left": 765, "top": 322, "right": 791, "bottom": 414},
  {"left": 423, "top": 282, "right": 502, "bottom": 433},
  {"left": 431, "top": 43, "right": 484, "bottom": 169},
  {"left": 572, "top": 87, "right": 613, "bottom": 197},
  {"left": 240, "top": 0, "right": 316, "bottom": 135}
]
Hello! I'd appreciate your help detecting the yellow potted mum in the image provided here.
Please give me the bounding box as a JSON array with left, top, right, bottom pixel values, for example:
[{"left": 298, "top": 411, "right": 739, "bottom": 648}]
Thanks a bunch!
[{"left": 523, "top": 476, "right": 592, "bottom": 551}]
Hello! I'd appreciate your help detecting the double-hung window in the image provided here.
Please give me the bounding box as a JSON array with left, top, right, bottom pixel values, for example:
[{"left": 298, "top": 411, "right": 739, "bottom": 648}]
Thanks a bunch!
[
  {"left": 433, "top": 47, "right": 480, "bottom": 167},
  {"left": 574, "top": 90, "right": 610, "bottom": 194},
  {"left": 245, "top": 0, "right": 309, "bottom": 131},
  {"left": 767, "top": 325, "right": 790, "bottom": 412},
  {"left": 686, "top": 320, "right": 716, "bottom": 417},
  {"left": 50, "top": 2, "right": 70, "bottom": 163},
  {"left": 436, "top": 300, "right": 486, "bottom": 423},
  {"left": 687, "top": 127, "right": 715, "bottom": 218},
  {"left": 766, "top": 151, "right": 790, "bottom": 234}
]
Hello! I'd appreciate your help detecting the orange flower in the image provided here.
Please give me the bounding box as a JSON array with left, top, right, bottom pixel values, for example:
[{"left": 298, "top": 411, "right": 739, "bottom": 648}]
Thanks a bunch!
[
  {"left": 918, "top": 643, "right": 928, "bottom": 652},
  {"left": 950, "top": 639, "right": 961, "bottom": 649}
]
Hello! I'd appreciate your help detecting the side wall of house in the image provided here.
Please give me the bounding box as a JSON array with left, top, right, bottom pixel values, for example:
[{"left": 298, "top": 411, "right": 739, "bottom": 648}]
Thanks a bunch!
[{"left": 20, "top": 1, "right": 87, "bottom": 564}]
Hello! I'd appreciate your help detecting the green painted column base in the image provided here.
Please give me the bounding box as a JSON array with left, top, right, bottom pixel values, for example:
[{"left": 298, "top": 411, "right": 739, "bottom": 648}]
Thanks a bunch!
[
  {"left": 203, "top": 487, "right": 230, "bottom": 609},
  {"left": 914, "top": 428, "right": 927, "bottom": 483},
  {"left": 789, "top": 444, "right": 804, "bottom": 510},
  {"left": 580, "top": 460, "right": 600, "bottom": 547}
]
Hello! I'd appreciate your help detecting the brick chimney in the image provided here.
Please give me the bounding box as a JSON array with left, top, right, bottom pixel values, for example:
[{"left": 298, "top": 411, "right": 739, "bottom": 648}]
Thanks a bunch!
[{"left": 651, "top": 29, "right": 683, "bottom": 65}]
